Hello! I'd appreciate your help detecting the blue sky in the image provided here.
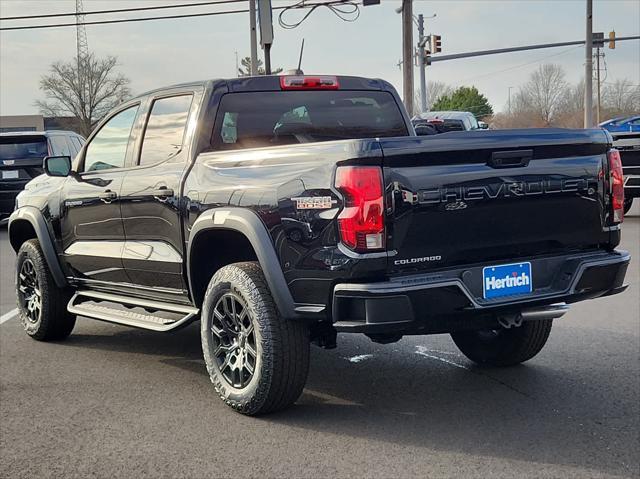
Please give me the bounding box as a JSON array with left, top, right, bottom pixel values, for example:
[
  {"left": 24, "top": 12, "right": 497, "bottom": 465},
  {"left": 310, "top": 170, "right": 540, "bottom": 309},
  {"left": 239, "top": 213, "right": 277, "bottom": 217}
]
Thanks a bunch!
[{"left": 1, "top": 0, "right": 638, "bottom": 115}]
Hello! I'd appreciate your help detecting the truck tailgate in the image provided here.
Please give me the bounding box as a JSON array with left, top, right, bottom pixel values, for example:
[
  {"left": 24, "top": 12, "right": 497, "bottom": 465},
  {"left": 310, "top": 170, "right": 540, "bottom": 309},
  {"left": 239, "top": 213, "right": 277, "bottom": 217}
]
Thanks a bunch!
[{"left": 381, "top": 128, "right": 612, "bottom": 275}]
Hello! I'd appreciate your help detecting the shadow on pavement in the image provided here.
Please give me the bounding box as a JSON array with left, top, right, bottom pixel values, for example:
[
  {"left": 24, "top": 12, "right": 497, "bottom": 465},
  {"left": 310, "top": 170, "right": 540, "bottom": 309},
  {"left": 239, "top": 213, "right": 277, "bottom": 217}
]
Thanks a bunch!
[{"left": 59, "top": 322, "right": 637, "bottom": 477}]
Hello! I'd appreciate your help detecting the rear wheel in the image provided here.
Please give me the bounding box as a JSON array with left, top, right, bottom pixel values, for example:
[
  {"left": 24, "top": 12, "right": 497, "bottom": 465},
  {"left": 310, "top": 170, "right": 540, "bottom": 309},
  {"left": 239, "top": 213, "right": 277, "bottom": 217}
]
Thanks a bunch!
[
  {"left": 15, "top": 239, "right": 76, "bottom": 341},
  {"left": 201, "top": 262, "right": 310, "bottom": 415},
  {"left": 623, "top": 197, "right": 634, "bottom": 215},
  {"left": 451, "top": 319, "right": 552, "bottom": 367}
]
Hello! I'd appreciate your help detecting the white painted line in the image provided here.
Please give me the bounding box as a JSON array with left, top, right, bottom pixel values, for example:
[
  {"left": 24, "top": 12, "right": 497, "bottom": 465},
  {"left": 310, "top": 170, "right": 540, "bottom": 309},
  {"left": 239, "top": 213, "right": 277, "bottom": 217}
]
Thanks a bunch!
[
  {"left": 0, "top": 308, "right": 18, "bottom": 325},
  {"left": 344, "top": 354, "right": 374, "bottom": 363},
  {"left": 415, "top": 345, "right": 469, "bottom": 370}
]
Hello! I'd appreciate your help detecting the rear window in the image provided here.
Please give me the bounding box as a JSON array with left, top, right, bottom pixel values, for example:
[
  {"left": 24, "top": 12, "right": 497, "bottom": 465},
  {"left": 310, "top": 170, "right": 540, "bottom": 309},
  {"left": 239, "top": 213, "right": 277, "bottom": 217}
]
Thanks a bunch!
[
  {"left": 211, "top": 91, "right": 408, "bottom": 150},
  {"left": 0, "top": 136, "right": 48, "bottom": 160}
]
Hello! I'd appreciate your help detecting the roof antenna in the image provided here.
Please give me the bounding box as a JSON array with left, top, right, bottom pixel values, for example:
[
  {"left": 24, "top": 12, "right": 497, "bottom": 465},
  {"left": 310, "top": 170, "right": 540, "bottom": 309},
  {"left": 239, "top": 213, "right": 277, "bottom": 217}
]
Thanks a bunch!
[
  {"left": 296, "top": 38, "right": 305, "bottom": 74},
  {"left": 283, "top": 39, "right": 305, "bottom": 75}
]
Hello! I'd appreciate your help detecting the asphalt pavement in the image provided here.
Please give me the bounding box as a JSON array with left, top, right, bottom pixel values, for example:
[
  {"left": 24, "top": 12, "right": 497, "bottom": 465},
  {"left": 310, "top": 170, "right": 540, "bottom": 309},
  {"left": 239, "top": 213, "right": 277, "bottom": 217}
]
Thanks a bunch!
[{"left": 1, "top": 204, "right": 639, "bottom": 478}]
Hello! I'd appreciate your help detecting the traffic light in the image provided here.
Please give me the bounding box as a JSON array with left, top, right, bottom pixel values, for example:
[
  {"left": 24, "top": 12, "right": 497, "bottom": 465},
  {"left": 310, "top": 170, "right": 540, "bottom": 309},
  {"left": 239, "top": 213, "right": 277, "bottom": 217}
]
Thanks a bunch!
[
  {"left": 430, "top": 35, "right": 442, "bottom": 54},
  {"left": 609, "top": 30, "right": 615, "bottom": 49}
]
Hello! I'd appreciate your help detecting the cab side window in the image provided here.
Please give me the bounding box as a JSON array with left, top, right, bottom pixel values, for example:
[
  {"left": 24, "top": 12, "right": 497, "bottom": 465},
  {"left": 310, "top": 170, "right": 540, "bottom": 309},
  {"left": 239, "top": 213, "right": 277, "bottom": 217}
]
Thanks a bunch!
[
  {"left": 70, "top": 136, "right": 84, "bottom": 153},
  {"left": 49, "top": 135, "right": 72, "bottom": 157},
  {"left": 83, "top": 105, "right": 139, "bottom": 172},
  {"left": 139, "top": 95, "right": 192, "bottom": 166}
]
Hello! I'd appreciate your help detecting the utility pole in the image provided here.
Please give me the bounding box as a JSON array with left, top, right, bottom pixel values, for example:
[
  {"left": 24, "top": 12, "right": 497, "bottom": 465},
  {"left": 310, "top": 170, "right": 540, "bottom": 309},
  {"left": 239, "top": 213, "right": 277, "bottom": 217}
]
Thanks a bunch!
[
  {"left": 401, "top": 0, "right": 414, "bottom": 116},
  {"left": 584, "top": 0, "right": 593, "bottom": 128},
  {"left": 249, "top": 0, "right": 258, "bottom": 75},
  {"left": 596, "top": 46, "right": 601, "bottom": 124},
  {"left": 257, "top": 0, "right": 274, "bottom": 75},
  {"left": 417, "top": 14, "right": 427, "bottom": 113}
]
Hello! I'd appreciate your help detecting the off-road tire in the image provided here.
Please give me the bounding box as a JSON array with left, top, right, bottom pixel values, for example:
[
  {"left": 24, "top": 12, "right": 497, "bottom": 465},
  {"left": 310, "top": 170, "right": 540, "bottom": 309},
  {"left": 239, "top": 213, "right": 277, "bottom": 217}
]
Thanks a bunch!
[
  {"left": 15, "top": 239, "right": 76, "bottom": 341},
  {"left": 451, "top": 319, "right": 553, "bottom": 367},
  {"left": 201, "top": 262, "right": 310, "bottom": 415}
]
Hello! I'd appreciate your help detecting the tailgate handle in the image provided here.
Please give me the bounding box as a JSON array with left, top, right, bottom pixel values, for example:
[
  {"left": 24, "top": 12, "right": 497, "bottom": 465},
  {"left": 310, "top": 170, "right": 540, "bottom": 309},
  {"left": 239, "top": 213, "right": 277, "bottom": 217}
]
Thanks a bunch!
[{"left": 488, "top": 149, "right": 533, "bottom": 168}]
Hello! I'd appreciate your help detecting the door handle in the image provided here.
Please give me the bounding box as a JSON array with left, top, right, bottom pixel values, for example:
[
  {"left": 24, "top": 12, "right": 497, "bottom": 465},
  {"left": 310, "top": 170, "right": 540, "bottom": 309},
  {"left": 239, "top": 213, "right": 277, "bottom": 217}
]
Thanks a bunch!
[
  {"left": 153, "top": 187, "right": 174, "bottom": 201},
  {"left": 99, "top": 190, "right": 117, "bottom": 203},
  {"left": 488, "top": 149, "right": 533, "bottom": 169}
]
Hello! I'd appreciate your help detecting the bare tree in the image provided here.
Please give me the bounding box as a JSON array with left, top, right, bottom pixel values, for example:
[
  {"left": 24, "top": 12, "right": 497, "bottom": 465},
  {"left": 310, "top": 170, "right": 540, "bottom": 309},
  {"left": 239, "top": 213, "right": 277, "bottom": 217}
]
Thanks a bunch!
[
  {"left": 518, "top": 64, "right": 567, "bottom": 125},
  {"left": 36, "top": 54, "right": 131, "bottom": 137},
  {"left": 556, "top": 79, "right": 586, "bottom": 128},
  {"left": 414, "top": 81, "right": 454, "bottom": 112},
  {"left": 602, "top": 79, "right": 640, "bottom": 115}
]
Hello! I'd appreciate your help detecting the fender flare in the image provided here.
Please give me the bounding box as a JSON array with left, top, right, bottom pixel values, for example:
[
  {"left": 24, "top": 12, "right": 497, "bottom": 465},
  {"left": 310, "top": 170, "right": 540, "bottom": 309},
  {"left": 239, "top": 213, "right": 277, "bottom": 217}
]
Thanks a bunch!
[
  {"left": 8, "top": 206, "right": 68, "bottom": 288},
  {"left": 186, "top": 208, "right": 299, "bottom": 319}
]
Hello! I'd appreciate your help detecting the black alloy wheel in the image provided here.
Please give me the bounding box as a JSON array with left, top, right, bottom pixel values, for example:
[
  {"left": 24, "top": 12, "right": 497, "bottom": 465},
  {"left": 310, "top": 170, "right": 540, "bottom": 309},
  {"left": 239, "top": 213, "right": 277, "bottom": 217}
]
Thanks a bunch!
[
  {"left": 18, "top": 258, "right": 42, "bottom": 324},
  {"left": 210, "top": 292, "right": 258, "bottom": 389}
]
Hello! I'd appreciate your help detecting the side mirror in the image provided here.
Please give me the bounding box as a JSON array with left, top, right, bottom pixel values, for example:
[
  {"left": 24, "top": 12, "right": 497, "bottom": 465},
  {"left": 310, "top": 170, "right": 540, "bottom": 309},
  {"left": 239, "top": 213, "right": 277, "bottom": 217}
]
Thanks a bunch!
[
  {"left": 478, "top": 121, "right": 489, "bottom": 129},
  {"left": 43, "top": 156, "right": 72, "bottom": 177},
  {"left": 415, "top": 124, "right": 437, "bottom": 136}
]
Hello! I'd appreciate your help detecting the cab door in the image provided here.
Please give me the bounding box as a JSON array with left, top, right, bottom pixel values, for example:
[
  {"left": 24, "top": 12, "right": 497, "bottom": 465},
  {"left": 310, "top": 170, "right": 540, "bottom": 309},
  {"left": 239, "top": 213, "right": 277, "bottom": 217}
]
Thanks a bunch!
[
  {"left": 119, "top": 92, "right": 198, "bottom": 291},
  {"left": 60, "top": 103, "right": 142, "bottom": 284}
]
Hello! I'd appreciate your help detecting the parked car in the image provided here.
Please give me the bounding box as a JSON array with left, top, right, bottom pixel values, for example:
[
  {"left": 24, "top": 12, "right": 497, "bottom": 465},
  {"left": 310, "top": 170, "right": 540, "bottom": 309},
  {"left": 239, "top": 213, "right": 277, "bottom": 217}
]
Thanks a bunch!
[
  {"left": 8, "top": 75, "right": 629, "bottom": 415},
  {"left": 0, "top": 130, "right": 84, "bottom": 223},
  {"left": 411, "top": 110, "right": 488, "bottom": 134},
  {"left": 600, "top": 115, "right": 640, "bottom": 133}
]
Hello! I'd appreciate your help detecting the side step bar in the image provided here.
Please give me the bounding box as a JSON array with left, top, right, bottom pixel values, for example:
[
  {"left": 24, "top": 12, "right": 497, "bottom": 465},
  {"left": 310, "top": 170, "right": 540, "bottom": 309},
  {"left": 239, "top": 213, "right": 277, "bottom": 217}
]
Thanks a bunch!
[{"left": 68, "top": 290, "right": 199, "bottom": 332}]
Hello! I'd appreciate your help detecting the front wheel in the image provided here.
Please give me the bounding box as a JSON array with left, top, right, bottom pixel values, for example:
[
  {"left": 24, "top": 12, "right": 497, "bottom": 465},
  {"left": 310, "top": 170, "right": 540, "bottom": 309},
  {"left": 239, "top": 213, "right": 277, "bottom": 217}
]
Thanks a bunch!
[
  {"left": 15, "top": 239, "right": 76, "bottom": 341},
  {"left": 451, "top": 319, "right": 552, "bottom": 367},
  {"left": 201, "top": 262, "right": 310, "bottom": 415},
  {"left": 623, "top": 197, "right": 634, "bottom": 215}
]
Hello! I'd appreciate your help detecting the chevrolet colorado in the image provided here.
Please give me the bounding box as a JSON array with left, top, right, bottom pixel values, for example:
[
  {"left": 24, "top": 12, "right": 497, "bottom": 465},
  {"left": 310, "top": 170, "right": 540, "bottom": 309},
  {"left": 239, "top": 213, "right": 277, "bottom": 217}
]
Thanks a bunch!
[{"left": 9, "top": 75, "right": 630, "bottom": 415}]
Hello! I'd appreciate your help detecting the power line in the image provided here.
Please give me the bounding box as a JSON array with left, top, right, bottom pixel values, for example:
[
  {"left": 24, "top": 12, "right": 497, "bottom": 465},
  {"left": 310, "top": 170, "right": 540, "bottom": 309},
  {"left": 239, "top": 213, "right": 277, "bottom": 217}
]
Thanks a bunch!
[
  {"left": 0, "top": 1, "right": 245, "bottom": 21},
  {"left": 0, "top": 5, "right": 267, "bottom": 31},
  {"left": 0, "top": 1, "right": 358, "bottom": 31},
  {"left": 0, "top": 7, "right": 250, "bottom": 31},
  {"left": 278, "top": 1, "right": 360, "bottom": 29}
]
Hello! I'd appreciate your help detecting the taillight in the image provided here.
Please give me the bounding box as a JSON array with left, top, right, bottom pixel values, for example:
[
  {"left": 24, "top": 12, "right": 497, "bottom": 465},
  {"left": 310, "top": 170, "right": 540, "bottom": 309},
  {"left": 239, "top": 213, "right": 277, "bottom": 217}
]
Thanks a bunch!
[
  {"left": 280, "top": 75, "right": 340, "bottom": 90},
  {"left": 608, "top": 148, "right": 624, "bottom": 223},
  {"left": 335, "top": 166, "right": 385, "bottom": 252}
]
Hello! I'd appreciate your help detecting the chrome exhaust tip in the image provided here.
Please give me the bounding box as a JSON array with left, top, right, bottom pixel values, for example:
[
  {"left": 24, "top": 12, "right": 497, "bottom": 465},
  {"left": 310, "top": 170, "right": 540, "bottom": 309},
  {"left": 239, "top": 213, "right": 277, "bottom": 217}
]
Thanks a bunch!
[{"left": 520, "top": 303, "right": 569, "bottom": 321}]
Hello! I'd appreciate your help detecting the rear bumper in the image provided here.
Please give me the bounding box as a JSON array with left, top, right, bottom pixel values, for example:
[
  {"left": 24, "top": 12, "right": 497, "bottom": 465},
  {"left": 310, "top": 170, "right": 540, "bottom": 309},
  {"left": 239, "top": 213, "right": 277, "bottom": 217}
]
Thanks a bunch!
[{"left": 332, "top": 249, "right": 630, "bottom": 334}]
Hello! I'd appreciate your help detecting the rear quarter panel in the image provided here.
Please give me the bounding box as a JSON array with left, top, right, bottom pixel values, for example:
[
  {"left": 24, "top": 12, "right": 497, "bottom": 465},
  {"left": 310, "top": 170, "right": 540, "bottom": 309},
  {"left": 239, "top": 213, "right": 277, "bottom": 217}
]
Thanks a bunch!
[{"left": 183, "top": 140, "right": 386, "bottom": 307}]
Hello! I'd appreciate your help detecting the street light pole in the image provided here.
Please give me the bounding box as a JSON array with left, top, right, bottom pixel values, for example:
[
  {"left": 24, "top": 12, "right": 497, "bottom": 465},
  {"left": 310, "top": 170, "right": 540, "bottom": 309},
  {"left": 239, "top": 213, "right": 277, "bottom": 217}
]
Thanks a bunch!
[
  {"left": 401, "top": 0, "right": 414, "bottom": 116},
  {"left": 417, "top": 14, "right": 427, "bottom": 113},
  {"left": 249, "top": 0, "right": 258, "bottom": 75},
  {"left": 584, "top": 0, "right": 593, "bottom": 128}
]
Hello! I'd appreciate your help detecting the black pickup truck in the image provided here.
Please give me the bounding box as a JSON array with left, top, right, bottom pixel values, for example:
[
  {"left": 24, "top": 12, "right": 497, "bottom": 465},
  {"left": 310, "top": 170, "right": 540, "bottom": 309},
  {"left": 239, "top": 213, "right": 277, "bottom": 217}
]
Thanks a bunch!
[{"left": 9, "top": 75, "right": 630, "bottom": 415}]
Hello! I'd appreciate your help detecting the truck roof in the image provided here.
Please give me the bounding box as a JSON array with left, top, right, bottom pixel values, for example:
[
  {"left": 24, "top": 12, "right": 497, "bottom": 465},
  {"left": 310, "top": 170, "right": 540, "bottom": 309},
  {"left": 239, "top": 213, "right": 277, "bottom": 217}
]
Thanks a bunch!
[
  {"left": 0, "top": 130, "right": 80, "bottom": 137},
  {"left": 132, "top": 75, "right": 395, "bottom": 100},
  {"left": 413, "top": 111, "right": 477, "bottom": 121}
]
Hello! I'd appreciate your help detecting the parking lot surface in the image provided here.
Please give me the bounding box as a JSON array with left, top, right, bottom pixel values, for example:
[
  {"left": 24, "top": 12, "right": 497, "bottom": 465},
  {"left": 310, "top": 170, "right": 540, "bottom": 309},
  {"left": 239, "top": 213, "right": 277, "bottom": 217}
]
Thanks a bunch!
[{"left": 1, "top": 205, "right": 638, "bottom": 478}]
